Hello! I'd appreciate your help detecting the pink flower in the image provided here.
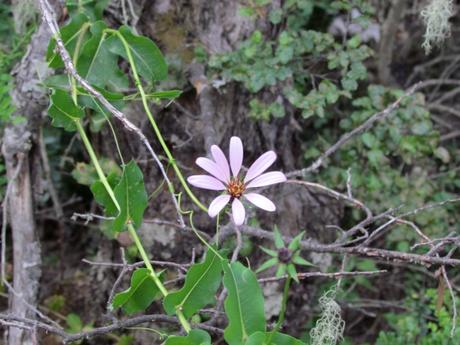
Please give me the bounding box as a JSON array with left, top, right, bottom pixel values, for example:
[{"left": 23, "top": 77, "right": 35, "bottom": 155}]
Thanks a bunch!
[{"left": 187, "top": 136, "right": 286, "bottom": 225}]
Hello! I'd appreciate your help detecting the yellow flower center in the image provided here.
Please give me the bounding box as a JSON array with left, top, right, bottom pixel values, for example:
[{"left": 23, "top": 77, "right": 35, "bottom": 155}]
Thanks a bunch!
[{"left": 227, "top": 178, "right": 245, "bottom": 198}]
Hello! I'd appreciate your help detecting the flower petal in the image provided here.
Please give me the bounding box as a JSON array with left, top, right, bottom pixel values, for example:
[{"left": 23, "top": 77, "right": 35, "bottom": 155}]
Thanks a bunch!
[
  {"left": 246, "top": 171, "right": 287, "bottom": 188},
  {"left": 210, "top": 145, "right": 231, "bottom": 182},
  {"left": 231, "top": 198, "right": 246, "bottom": 226},
  {"left": 244, "top": 193, "right": 276, "bottom": 212},
  {"left": 187, "top": 175, "right": 226, "bottom": 190},
  {"left": 196, "top": 157, "right": 228, "bottom": 183},
  {"left": 244, "top": 151, "right": 277, "bottom": 183},
  {"left": 208, "top": 194, "right": 231, "bottom": 217},
  {"left": 229, "top": 136, "right": 243, "bottom": 177}
]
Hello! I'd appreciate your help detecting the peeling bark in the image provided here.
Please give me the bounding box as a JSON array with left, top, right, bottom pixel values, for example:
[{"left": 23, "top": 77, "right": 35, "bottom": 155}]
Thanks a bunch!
[{"left": 1, "top": 2, "right": 60, "bottom": 344}]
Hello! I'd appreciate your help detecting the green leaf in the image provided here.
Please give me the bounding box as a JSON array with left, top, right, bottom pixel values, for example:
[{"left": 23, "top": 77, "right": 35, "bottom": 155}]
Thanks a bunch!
[
  {"left": 109, "top": 26, "right": 168, "bottom": 83},
  {"left": 245, "top": 331, "right": 306, "bottom": 345},
  {"left": 107, "top": 160, "right": 148, "bottom": 232},
  {"left": 48, "top": 89, "right": 84, "bottom": 131},
  {"left": 66, "top": 0, "right": 110, "bottom": 21},
  {"left": 47, "top": 14, "right": 90, "bottom": 68},
  {"left": 288, "top": 231, "right": 304, "bottom": 251},
  {"left": 259, "top": 246, "right": 278, "bottom": 257},
  {"left": 90, "top": 172, "right": 120, "bottom": 214},
  {"left": 256, "top": 257, "right": 278, "bottom": 273},
  {"left": 273, "top": 226, "right": 284, "bottom": 249},
  {"left": 287, "top": 263, "right": 299, "bottom": 283},
  {"left": 112, "top": 268, "right": 161, "bottom": 314},
  {"left": 116, "top": 335, "right": 134, "bottom": 345},
  {"left": 223, "top": 261, "right": 266, "bottom": 345},
  {"left": 77, "top": 21, "right": 129, "bottom": 91},
  {"left": 43, "top": 74, "right": 71, "bottom": 90},
  {"left": 66, "top": 313, "right": 83, "bottom": 333},
  {"left": 163, "top": 249, "right": 223, "bottom": 318},
  {"left": 165, "top": 329, "right": 211, "bottom": 345},
  {"left": 275, "top": 264, "right": 286, "bottom": 277},
  {"left": 292, "top": 255, "right": 314, "bottom": 267}
]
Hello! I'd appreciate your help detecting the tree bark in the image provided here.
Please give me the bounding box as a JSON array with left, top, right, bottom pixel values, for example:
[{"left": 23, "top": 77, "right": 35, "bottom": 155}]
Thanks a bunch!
[
  {"left": 1, "top": 1, "right": 60, "bottom": 344},
  {"left": 377, "top": 0, "right": 406, "bottom": 85}
]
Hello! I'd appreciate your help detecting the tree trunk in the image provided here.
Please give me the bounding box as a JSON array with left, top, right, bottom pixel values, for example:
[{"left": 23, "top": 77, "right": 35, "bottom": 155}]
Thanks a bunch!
[{"left": 1, "top": 1, "right": 60, "bottom": 344}]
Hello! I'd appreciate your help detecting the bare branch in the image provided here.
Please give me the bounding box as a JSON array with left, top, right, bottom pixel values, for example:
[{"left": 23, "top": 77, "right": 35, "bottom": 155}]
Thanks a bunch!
[
  {"left": 258, "top": 269, "right": 388, "bottom": 283},
  {"left": 287, "top": 82, "right": 422, "bottom": 177},
  {"left": 0, "top": 312, "right": 223, "bottom": 343}
]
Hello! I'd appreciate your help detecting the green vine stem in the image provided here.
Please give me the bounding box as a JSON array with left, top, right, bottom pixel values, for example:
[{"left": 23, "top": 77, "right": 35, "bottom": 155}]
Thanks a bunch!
[
  {"left": 127, "top": 224, "right": 191, "bottom": 333},
  {"left": 76, "top": 119, "right": 192, "bottom": 333},
  {"left": 75, "top": 120, "right": 121, "bottom": 212},
  {"left": 57, "top": 19, "right": 192, "bottom": 335},
  {"left": 106, "top": 28, "right": 207, "bottom": 213},
  {"left": 274, "top": 276, "right": 292, "bottom": 334}
]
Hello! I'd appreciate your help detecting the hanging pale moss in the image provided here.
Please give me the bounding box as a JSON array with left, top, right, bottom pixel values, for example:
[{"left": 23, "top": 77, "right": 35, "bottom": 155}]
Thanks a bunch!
[
  {"left": 310, "top": 288, "right": 345, "bottom": 345},
  {"left": 421, "top": 0, "right": 454, "bottom": 54}
]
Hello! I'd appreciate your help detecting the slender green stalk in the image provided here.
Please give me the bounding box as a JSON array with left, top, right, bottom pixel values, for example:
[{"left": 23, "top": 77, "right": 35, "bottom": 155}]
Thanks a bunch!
[
  {"left": 107, "top": 29, "right": 207, "bottom": 212},
  {"left": 76, "top": 120, "right": 120, "bottom": 212},
  {"left": 70, "top": 22, "right": 90, "bottom": 103},
  {"left": 127, "top": 224, "right": 168, "bottom": 296},
  {"left": 275, "top": 276, "right": 292, "bottom": 333},
  {"left": 64, "top": 25, "right": 191, "bottom": 334},
  {"left": 127, "top": 223, "right": 191, "bottom": 333}
]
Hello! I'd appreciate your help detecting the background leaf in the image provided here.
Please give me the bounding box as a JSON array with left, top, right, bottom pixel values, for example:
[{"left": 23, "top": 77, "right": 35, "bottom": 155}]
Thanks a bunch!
[
  {"left": 109, "top": 26, "right": 168, "bottom": 83},
  {"left": 77, "top": 21, "right": 129, "bottom": 91},
  {"left": 112, "top": 268, "right": 161, "bottom": 314},
  {"left": 165, "top": 329, "right": 211, "bottom": 345},
  {"left": 163, "top": 249, "right": 222, "bottom": 318},
  {"left": 65, "top": 0, "right": 110, "bottom": 21},
  {"left": 107, "top": 160, "right": 148, "bottom": 232},
  {"left": 223, "top": 261, "right": 266, "bottom": 345},
  {"left": 48, "top": 89, "right": 84, "bottom": 131},
  {"left": 90, "top": 172, "right": 120, "bottom": 215},
  {"left": 46, "top": 14, "right": 90, "bottom": 68}
]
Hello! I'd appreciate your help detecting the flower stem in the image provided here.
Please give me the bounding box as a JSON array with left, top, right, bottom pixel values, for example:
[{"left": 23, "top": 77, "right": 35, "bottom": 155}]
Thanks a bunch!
[
  {"left": 275, "top": 276, "right": 291, "bottom": 333},
  {"left": 107, "top": 28, "right": 207, "bottom": 212}
]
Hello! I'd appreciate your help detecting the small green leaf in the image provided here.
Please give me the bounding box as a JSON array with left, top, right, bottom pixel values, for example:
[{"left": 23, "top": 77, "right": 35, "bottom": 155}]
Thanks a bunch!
[
  {"left": 259, "top": 246, "right": 278, "bottom": 257},
  {"left": 66, "top": 313, "right": 83, "bottom": 333},
  {"left": 48, "top": 89, "right": 84, "bottom": 131},
  {"left": 273, "top": 226, "right": 284, "bottom": 249},
  {"left": 288, "top": 231, "right": 304, "bottom": 251},
  {"left": 165, "top": 329, "right": 211, "bottom": 345},
  {"left": 245, "top": 331, "right": 306, "bottom": 345},
  {"left": 292, "top": 255, "right": 314, "bottom": 267},
  {"left": 275, "top": 264, "right": 286, "bottom": 277},
  {"left": 47, "top": 14, "right": 90, "bottom": 68},
  {"left": 109, "top": 26, "right": 168, "bottom": 84},
  {"left": 287, "top": 264, "right": 299, "bottom": 283},
  {"left": 116, "top": 335, "right": 134, "bottom": 345},
  {"left": 112, "top": 268, "right": 161, "bottom": 314},
  {"left": 163, "top": 249, "right": 223, "bottom": 318},
  {"left": 90, "top": 172, "right": 120, "bottom": 214},
  {"left": 107, "top": 160, "right": 148, "bottom": 232},
  {"left": 256, "top": 257, "right": 278, "bottom": 273},
  {"left": 66, "top": 0, "right": 110, "bottom": 21},
  {"left": 223, "top": 261, "right": 266, "bottom": 345}
]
